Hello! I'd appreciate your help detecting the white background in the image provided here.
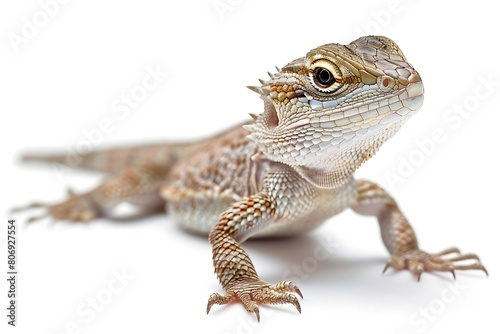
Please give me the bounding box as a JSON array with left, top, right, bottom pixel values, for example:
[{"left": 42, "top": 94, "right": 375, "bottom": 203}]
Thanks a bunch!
[{"left": 1, "top": 1, "right": 499, "bottom": 333}]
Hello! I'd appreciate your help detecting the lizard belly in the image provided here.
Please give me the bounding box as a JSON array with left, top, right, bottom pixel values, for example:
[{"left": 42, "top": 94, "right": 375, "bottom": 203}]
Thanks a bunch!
[{"left": 165, "top": 193, "right": 237, "bottom": 234}]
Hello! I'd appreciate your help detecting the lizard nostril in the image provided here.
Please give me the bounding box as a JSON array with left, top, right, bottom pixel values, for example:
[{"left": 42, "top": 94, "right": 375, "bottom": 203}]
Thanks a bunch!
[{"left": 378, "top": 75, "right": 395, "bottom": 92}]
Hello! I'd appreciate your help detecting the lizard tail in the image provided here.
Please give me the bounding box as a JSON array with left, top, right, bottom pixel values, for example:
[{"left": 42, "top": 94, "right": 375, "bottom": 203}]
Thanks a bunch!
[{"left": 20, "top": 143, "right": 188, "bottom": 174}]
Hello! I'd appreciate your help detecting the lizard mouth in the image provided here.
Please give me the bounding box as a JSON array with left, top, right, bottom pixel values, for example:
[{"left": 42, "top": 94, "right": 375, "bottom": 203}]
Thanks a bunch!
[
  {"left": 402, "top": 82, "right": 425, "bottom": 111},
  {"left": 261, "top": 96, "right": 279, "bottom": 129}
]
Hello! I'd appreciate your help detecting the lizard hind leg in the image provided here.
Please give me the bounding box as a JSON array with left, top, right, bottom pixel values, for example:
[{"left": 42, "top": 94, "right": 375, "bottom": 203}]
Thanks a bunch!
[
  {"left": 351, "top": 179, "right": 488, "bottom": 281},
  {"left": 11, "top": 188, "right": 97, "bottom": 223},
  {"left": 12, "top": 163, "right": 170, "bottom": 224}
]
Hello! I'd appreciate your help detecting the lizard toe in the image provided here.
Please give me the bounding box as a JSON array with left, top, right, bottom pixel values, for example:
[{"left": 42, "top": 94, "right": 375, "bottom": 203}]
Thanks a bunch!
[{"left": 383, "top": 248, "right": 488, "bottom": 281}]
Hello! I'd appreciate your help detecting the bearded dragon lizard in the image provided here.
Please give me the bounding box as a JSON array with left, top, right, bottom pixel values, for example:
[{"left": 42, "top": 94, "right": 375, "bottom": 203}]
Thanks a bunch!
[{"left": 14, "top": 36, "right": 487, "bottom": 321}]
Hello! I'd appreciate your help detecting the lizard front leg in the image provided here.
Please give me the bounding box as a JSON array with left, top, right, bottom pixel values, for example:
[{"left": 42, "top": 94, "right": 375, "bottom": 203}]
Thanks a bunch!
[
  {"left": 351, "top": 179, "right": 488, "bottom": 280},
  {"left": 207, "top": 170, "right": 317, "bottom": 321}
]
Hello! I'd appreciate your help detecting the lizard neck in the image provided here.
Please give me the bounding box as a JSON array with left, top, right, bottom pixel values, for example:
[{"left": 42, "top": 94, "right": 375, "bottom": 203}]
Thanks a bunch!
[
  {"left": 285, "top": 119, "right": 408, "bottom": 189},
  {"left": 290, "top": 132, "right": 393, "bottom": 189},
  {"left": 292, "top": 165, "right": 354, "bottom": 189},
  {"left": 291, "top": 154, "right": 368, "bottom": 189}
]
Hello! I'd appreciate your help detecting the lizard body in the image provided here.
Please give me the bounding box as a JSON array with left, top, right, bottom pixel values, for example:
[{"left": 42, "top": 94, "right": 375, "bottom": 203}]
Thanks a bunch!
[
  {"left": 15, "top": 36, "right": 487, "bottom": 321},
  {"left": 162, "top": 125, "right": 356, "bottom": 237}
]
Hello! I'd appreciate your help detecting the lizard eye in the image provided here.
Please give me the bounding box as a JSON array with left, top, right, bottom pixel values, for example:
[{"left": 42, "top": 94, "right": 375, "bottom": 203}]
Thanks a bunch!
[
  {"left": 309, "top": 59, "right": 342, "bottom": 93},
  {"left": 314, "top": 68, "right": 335, "bottom": 87}
]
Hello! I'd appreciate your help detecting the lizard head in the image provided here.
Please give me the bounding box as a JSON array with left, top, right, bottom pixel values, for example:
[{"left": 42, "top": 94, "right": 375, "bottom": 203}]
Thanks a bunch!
[{"left": 244, "top": 35, "right": 424, "bottom": 188}]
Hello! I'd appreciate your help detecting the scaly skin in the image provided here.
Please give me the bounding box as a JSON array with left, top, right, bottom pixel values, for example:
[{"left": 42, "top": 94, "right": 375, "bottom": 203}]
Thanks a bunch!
[{"left": 14, "top": 36, "right": 487, "bottom": 321}]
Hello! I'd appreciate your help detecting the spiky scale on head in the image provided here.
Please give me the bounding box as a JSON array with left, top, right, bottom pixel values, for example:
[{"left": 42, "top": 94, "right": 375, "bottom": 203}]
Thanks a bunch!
[{"left": 244, "top": 36, "right": 424, "bottom": 188}]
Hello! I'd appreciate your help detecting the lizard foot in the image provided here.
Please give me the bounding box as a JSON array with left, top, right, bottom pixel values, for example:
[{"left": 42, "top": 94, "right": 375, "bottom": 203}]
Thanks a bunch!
[
  {"left": 207, "top": 280, "right": 302, "bottom": 322},
  {"left": 11, "top": 189, "right": 98, "bottom": 223},
  {"left": 383, "top": 247, "right": 488, "bottom": 281}
]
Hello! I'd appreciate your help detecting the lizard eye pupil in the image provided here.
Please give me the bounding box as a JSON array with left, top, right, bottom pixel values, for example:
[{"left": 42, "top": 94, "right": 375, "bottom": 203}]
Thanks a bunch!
[{"left": 314, "top": 67, "right": 335, "bottom": 87}]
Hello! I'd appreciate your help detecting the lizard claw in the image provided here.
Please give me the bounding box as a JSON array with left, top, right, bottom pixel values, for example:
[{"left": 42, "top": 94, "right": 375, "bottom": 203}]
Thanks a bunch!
[
  {"left": 253, "top": 308, "right": 260, "bottom": 322},
  {"left": 11, "top": 202, "right": 51, "bottom": 224},
  {"left": 10, "top": 202, "right": 46, "bottom": 213},
  {"left": 207, "top": 279, "right": 302, "bottom": 321},
  {"left": 383, "top": 248, "right": 488, "bottom": 281},
  {"left": 295, "top": 286, "right": 303, "bottom": 299}
]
